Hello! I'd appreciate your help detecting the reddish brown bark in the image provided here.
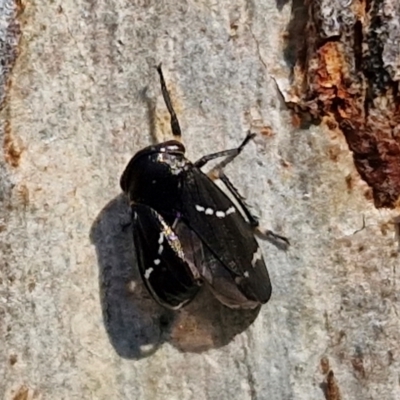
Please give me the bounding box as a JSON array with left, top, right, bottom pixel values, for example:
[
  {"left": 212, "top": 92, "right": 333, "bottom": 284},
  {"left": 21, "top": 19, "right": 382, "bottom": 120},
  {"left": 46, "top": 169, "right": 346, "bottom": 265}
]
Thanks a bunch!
[{"left": 285, "top": 0, "right": 400, "bottom": 208}]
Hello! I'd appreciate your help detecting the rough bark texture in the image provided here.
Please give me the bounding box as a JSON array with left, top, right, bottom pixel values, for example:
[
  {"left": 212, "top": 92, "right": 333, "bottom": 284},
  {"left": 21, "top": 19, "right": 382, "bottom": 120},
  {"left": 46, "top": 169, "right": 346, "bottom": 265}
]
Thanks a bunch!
[
  {"left": 0, "top": 0, "right": 399, "bottom": 399},
  {"left": 284, "top": 0, "right": 400, "bottom": 208}
]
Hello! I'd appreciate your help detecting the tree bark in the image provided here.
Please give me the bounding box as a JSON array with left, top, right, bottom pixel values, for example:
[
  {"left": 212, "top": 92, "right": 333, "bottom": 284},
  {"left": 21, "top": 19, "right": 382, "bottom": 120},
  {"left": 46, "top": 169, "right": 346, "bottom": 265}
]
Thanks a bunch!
[{"left": 1, "top": 0, "right": 399, "bottom": 399}]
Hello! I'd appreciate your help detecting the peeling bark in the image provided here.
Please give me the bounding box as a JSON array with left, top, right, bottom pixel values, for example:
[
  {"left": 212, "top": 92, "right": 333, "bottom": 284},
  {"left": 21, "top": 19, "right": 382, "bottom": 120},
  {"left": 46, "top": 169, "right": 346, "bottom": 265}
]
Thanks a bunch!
[{"left": 285, "top": 0, "right": 400, "bottom": 208}]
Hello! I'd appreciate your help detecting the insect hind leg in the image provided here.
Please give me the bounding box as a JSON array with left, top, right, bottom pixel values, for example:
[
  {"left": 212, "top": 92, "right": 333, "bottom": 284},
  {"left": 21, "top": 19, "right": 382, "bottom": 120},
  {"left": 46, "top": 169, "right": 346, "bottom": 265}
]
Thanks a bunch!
[
  {"left": 218, "top": 172, "right": 259, "bottom": 227},
  {"left": 196, "top": 131, "right": 290, "bottom": 250},
  {"left": 200, "top": 133, "right": 290, "bottom": 250},
  {"left": 220, "top": 172, "right": 290, "bottom": 250},
  {"left": 156, "top": 63, "right": 182, "bottom": 138},
  {"left": 255, "top": 228, "right": 290, "bottom": 250}
]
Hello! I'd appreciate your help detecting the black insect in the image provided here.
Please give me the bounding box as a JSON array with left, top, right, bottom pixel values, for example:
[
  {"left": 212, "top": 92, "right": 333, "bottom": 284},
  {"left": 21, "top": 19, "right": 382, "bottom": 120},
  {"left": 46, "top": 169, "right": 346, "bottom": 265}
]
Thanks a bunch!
[{"left": 120, "top": 65, "right": 288, "bottom": 310}]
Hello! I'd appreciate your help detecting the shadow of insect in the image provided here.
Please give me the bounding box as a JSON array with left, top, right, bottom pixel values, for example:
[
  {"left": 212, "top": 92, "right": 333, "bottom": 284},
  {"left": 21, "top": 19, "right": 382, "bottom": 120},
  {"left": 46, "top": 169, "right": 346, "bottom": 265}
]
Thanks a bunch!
[{"left": 90, "top": 194, "right": 260, "bottom": 359}]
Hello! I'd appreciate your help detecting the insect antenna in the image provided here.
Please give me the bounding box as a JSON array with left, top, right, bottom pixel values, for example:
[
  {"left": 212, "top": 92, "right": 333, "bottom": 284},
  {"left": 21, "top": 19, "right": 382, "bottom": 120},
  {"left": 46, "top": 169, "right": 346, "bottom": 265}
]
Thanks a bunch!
[{"left": 156, "top": 63, "right": 182, "bottom": 139}]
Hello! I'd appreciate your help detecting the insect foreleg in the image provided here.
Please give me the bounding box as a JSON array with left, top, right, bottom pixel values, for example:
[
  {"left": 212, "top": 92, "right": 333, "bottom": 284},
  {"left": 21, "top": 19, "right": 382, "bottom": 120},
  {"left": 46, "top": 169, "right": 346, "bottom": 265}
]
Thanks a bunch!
[{"left": 194, "top": 131, "right": 255, "bottom": 169}]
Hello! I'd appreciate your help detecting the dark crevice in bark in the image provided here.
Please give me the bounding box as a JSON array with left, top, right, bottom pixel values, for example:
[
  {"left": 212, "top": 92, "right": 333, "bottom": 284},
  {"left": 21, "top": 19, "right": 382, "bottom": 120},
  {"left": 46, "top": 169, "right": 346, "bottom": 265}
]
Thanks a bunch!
[
  {"left": 353, "top": 20, "right": 363, "bottom": 71},
  {"left": 283, "top": 0, "right": 309, "bottom": 72}
]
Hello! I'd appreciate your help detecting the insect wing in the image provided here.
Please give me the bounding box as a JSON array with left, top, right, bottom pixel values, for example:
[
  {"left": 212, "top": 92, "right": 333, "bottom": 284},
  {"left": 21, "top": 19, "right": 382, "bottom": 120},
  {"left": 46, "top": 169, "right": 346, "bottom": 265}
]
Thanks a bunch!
[
  {"left": 181, "top": 167, "right": 272, "bottom": 304},
  {"left": 132, "top": 204, "right": 201, "bottom": 309},
  {"left": 174, "top": 219, "right": 261, "bottom": 308}
]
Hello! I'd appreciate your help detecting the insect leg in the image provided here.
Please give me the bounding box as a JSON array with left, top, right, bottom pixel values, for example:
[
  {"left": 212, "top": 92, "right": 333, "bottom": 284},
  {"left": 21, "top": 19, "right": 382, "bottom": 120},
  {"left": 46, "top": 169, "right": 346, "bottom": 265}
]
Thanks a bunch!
[
  {"left": 255, "top": 228, "right": 290, "bottom": 250},
  {"left": 215, "top": 172, "right": 258, "bottom": 227},
  {"left": 194, "top": 131, "right": 259, "bottom": 224},
  {"left": 220, "top": 172, "right": 290, "bottom": 249},
  {"left": 156, "top": 63, "right": 182, "bottom": 138},
  {"left": 194, "top": 131, "right": 255, "bottom": 169},
  {"left": 208, "top": 148, "right": 290, "bottom": 249},
  {"left": 196, "top": 131, "right": 290, "bottom": 249}
]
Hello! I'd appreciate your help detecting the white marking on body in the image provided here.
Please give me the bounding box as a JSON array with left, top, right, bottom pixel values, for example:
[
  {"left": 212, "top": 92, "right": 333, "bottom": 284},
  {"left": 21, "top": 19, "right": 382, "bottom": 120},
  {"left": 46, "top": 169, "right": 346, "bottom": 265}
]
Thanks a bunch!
[
  {"left": 169, "top": 300, "right": 189, "bottom": 310},
  {"left": 158, "top": 245, "right": 164, "bottom": 255},
  {"left": 140, "top": 343, "right": 156, "bottom": 352},
  {"left": 144, "top": 267, "right": 154, "bottom": 279},
  {"left": 153, "top": 259, "right": 161, "bottom": 265},
  {"left": 172, "top": 217, "right": 180, "bottom": 230},
  {"left": 158, "top": 232, "right": 164, "bottom": 244},
  {"left": 244, "top": 271, "right": 250, "bottom": 278},
  {"left": 195, "top": 205, "right": 236, "bottom": 217},
  {"left": 251, "top": 248, "right": 263, "bottom": 267}
]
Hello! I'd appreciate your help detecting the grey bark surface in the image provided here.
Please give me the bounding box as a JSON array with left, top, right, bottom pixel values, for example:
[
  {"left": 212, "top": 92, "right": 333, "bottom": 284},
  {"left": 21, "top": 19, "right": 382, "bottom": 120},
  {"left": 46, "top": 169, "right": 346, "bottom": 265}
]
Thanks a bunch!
[{"left": 0, "top": 1, "right": 399, "bottom": 399}]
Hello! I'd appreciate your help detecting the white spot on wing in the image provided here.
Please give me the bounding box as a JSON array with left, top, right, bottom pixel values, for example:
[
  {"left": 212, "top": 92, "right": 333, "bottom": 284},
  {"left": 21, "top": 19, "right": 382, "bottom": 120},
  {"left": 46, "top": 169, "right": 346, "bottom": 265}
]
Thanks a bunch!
[
  {"left": 154, "top": 259, "right": 161, "bottom": 265},
  {"left": 158, "top": 245, "right": 163, "bottom": 255},
  {"left": 158, "top": 232, "right": 164, "bottom": 244},
  {"left": 251, "top": 248, "right": 263, "bottom": 267},
  {"left": 195, "top": 205, "right": 235, "bottom": 217},
  {"left": 144, "top": 268, "right": 154, "bottom": 279},
  {"left": 244, "top": 271, "right": 249, "bottom": 278}
]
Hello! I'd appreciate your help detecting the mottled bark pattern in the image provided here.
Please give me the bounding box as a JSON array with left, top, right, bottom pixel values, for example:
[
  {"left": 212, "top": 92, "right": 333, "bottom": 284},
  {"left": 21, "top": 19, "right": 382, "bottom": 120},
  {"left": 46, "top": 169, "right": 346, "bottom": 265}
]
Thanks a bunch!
[{"left": 286, "top": 0, "right": 400, "bottom": 208}]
